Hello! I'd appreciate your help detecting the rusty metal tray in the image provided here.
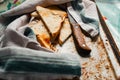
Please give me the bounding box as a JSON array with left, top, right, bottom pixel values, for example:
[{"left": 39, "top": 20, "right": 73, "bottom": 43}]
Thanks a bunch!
[
  {"left": 56, "top": 29, "right": 117, "bottom": 79},
  {"left": 55, "top": 5, "right": 120, "bottom": 80}
]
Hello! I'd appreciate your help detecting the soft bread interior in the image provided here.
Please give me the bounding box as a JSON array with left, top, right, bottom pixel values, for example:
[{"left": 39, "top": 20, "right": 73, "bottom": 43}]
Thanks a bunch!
[
  {"left": 28, "top": 20, "right": 54, "bottom": 50},
  {"left": 36, "top": 6, "right": 66, "bottom": 42},
  {"left": 59, "top": 18, "right": 72, "bottom": 45}
]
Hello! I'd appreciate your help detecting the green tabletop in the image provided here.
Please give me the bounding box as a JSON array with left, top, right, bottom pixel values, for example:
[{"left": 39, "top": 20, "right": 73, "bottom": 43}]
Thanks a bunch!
[{"left": 96, "top": 0, "right": 120, "bottom": 50}]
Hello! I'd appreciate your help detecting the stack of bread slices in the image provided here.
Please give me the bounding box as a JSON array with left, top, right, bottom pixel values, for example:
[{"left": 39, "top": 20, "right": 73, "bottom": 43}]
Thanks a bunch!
[{"left": 28, "top": 6, "right": 72, "bottom": 51}]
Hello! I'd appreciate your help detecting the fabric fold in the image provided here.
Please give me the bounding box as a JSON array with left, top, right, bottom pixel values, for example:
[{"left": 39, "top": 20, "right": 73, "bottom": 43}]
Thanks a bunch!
[
  {"left": 67, "top": 0, "right": 99, "bottom": 38},
  {"left": 0, "top": 0, "right": 100, "bottom": 79},
  {"left": 0, "top": 15, "right": 53, "bottom": 52},
  {"left": 0, "top": 47, "right": 81, "bottom": 80}
]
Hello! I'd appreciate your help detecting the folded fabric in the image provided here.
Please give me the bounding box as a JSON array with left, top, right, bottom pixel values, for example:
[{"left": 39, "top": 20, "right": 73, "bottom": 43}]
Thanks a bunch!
[
  {"left": 0, "top": 0, "right": 99, "bottom": 38},
  {"left": 0, "top": 47, "right": 81, "bottom": 80},
  {"left": 0, "top": 14, "right": 81, "bottom": 79},
  {"left": 0, "top": 0, "right": 72, "bottom": 36},
  {"left": 0, "top": 5, "right": 81, "bottom": 80},
  {"left": 67, "top": 0, "right": 99, "bottom": 38},
  {"left": 0, "top": 0, "right": 72, "bottom": 17},
  {"left": 0, "top": 0, "right": 100, "bottom": 79},
  {"left": 0, "top": 15, "right": 53, "bottom": 52}
]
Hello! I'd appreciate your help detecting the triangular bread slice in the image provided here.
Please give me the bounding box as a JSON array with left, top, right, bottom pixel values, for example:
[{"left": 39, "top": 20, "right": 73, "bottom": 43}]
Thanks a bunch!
[
  {"left": 59, "top": 18, "right": 72, "bottom": 45},
  {"left": 28, "top": 20, "right": 54, "bottom": 50},
  {"left": 47, "top": 6, "right": 67, "bottom": 19},
  {"left": 31, "top": 11, "right": 39, "bottom": 18},
  {"left": 36, "top": 34, "right": 55, "bottom": 51},
  {"left": 36, "top": 6, "right": 67, "bottom": 42}
]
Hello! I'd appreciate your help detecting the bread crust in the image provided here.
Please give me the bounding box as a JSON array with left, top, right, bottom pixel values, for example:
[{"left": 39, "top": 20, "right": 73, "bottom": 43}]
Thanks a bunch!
[
  {"left": 36, "top": 6, "right": 67, "bottom": 42},
  {"left": 59, "top": 18, "right": 72, "bottom": 45}
]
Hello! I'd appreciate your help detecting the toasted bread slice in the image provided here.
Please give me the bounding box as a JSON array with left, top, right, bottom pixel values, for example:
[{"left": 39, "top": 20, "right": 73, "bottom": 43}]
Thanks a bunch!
[
  {"left": 59, "top": 18, "right": 72, "bottom": 45},
  {"left": 36, "top": 34, "right": 55, "bottom": 51},
  {"left": 36, "top": 6, "right": 66, "bottom": 42},
  {"left": 28, "top": 20, "right": 49, "bottom": 36},
  {"left": 28, "top": 20, "right": 54, "bottom": 50},
  {"left": 31, "top": 11, "right": 39, "bottom": 18},
  {"left": 47, "top": 6, "right": 67, "bottom": 19}
]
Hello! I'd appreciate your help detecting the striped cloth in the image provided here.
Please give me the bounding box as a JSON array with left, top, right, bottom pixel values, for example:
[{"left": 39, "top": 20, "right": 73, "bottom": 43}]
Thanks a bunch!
[
  {"left": 0, "top": 0, "right": 100, "bottom": 79},
  {"left": 0, "top": 0, "right": 81, "bottom": 79},
  {"left": 0, "top": 47, "right": 81, "bottom": 80}
]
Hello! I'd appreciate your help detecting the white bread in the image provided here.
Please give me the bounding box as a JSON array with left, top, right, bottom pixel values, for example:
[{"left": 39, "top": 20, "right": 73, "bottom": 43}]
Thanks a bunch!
[
  {"left": 31, "top": 11, "right": 39, "bottom": 18},
  {"left": 59, "top": 18, "right": 72, "bottom": 45},
  {"left": 36, "top": 6, "right": 67, "bottom": 42},
  {"left": 47, "top": 6, "right": 67, "bottom": 19},
  {"left": 28, "top": 20, "right": 53, "bottom": 50}
]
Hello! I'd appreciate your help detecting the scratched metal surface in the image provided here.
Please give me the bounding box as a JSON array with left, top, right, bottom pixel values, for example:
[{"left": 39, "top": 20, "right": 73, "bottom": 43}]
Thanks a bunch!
[{"left": 56, "top": 34, "right": 116, "bottom": 80}]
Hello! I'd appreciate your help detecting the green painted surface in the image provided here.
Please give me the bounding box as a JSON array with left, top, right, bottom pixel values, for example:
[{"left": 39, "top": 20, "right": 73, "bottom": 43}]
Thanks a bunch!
[{"left": 96, "top": 0, "right": 120, "bottom": 50}]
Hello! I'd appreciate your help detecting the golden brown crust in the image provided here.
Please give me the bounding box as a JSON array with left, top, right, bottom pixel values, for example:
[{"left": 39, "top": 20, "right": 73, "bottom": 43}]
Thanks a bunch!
[
  {"left": 59, "top": 18, "right": 72, "bottom": 45},
  {"left": 36, "top": 6, "right": 67, "bottom": 42},
  {"left": 28, "top": 20, "right": 56, "bottom": 50}
]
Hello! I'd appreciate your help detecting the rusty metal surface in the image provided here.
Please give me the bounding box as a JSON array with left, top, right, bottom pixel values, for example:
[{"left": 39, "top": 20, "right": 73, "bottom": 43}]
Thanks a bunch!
[
  {"left": 96, "top": 5, "right": 120, "bottom": 64},
  {"left": 56, "top": 35, "right": 116, "bottom": 80},
  {"left": 96, "top": 5, "right": 120, "bottom": 79}
]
